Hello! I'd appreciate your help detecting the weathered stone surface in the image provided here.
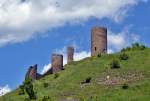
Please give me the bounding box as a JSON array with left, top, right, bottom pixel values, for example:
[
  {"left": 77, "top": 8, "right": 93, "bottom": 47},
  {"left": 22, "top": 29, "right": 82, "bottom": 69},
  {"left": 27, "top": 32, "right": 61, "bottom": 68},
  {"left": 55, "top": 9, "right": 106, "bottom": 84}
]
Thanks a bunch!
[
  {"left": 43, "top": 68, "right": 53, "bottom": 76},
  {"left": 67, "top": 46, "right": 74, "bottom": 64},
  {"left": 51, "top": 54, "right": 63, "bottom": 73},
  {"left": 26, "top": 64, "right": 42, "bottom": 80},
  {"left": 91, "top": 27, "right": 107, "bottom": 56}
]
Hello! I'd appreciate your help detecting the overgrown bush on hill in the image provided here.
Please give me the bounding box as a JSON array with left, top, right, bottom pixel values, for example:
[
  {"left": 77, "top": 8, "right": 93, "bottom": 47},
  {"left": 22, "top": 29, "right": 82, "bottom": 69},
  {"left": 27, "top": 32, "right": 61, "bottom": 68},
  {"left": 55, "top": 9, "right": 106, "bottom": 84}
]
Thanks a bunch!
[
  {"left": 18, "top": 85, "right": 25, "bottom": 95},
  {"left": 97, "top": 53, "right": 101, "bottom": 58},
  {"left": 110, "top": 60, "right": 120, "bottom": 69},
  {"left": 122, "top": 84, "right": 129, "bottom": 89},
  {"left": 41, "top": 96, "right": 52, "bottom": 101},
  {"left": 43, "top": 82, "right": 49, "bottom": 88},
  {"left": 121, "top": 43, "right": 147, "bottom": 52},
  {"left": 81, "top": 77, "right": 92, "bottom": 84},
  {"left": 23, "top": 77, "right": 36, "bottom": 100},
  {"left": 119, "top": 53, "right": 129, "bottom": 60},
  {"left": 85, "top": 77, "right": 92, "bottom": 83},
  {"left": 54, "top": 73, "right": 59, "bottom": 79}
]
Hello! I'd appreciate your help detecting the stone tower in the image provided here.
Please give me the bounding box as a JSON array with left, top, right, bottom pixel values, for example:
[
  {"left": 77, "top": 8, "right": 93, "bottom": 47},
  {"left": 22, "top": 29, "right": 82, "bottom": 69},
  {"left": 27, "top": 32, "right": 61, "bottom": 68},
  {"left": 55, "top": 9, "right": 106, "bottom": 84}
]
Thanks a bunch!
[
  {"left": 51, "top": 54, "right": 63, "bottom": 73},
  {"left": 26, "top": 64, "right": 37, "bottom": 80},
  {"left": 67, "top": 46, "right": 74, "bottom": 64},
  {"left": 91, "top": 27, "right": 107, "bottom": 56}
]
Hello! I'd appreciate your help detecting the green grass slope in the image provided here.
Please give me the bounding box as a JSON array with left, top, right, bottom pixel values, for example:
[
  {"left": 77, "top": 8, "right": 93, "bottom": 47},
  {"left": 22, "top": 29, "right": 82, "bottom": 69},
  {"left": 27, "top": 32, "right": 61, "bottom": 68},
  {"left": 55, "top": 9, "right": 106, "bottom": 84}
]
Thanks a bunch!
[{"left": 1, "top": 49, "right": 150, "bottom": 101}]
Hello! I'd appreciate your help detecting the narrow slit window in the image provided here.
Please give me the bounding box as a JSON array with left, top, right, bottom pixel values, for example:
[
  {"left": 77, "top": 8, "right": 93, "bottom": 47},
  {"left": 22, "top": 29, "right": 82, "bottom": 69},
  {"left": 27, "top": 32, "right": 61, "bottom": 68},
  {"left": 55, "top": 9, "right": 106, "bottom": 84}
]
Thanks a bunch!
[{"left": 95, "top": 47, "right": 97, "bottom": 51}]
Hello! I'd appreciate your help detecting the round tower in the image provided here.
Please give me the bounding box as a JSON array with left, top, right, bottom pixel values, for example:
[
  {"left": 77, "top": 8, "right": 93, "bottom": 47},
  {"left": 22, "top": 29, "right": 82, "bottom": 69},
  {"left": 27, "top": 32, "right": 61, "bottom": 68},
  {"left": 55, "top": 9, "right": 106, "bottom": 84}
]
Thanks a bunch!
[
  {"left": 67, "top": 46, "right": 74, "bottom": 64},
  {"left": 51, "top": 54, "right": 63, "bottom": 73},
  {"left": 91, "top": 27, "right": 107, "bottom": 56}
]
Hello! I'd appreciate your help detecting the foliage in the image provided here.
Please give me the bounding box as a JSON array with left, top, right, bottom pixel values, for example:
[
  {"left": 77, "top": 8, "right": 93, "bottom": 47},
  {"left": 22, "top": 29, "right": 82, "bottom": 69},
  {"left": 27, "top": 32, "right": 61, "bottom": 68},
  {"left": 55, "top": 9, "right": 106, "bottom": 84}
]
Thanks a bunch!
[
  {"left": 43, "top": 82, "right": 49, "bottom": 88},
  {"left": 54, "top": 73, "right": 59, "bottom": 79},
  {"left": 41, "top": 96, "right": 52, "bottom": 101},
  {"left": 85, "top": 77, "right": 92, "bottom": 83},
  {"left": 18, "top": 85, "right": 25, "bottom": 95},
  {"left": 110, "top": 59, "right": 120, "bottom": 69},
  {"left": 122, "top": 84, "right": 129, "bottom": 89},
  {"left": 119, "top": 53, "right": 129, "bottom": 60},
  {"left": 121, "top": 43, "right": 147, "bottom": 52},
  {"left": 97, "top": 53, "right": 101, "bottom": 58},
  {"left": 23, "top": 77, "right": 36, "bottom": 100}
]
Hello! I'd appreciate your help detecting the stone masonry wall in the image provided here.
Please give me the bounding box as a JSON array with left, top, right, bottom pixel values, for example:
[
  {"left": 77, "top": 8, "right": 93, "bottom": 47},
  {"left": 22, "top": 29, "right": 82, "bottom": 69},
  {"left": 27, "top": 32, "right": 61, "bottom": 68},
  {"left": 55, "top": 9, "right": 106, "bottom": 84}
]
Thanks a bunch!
[{"left": 91, "top": 27, "right": 107, "bottom": 56}]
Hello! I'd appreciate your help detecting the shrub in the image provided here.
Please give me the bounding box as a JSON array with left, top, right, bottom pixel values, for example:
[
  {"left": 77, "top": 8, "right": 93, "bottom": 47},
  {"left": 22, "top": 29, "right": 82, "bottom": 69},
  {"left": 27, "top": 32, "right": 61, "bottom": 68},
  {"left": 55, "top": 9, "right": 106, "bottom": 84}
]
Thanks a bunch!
[
  {"left": 85, "top": 77, "right": 92, "bottom": 83},
  {"left": 122, "top": 84, "right": 129, "bottom": 89},
  {"left": 41, "top": 96, "right": 52, "bottom": 101},
  {"left": 121, "top": 43, "right": 147, "bottom": 52},
  {"left": 23, "top": 77, "right": 36, "bottom": 100},
  {"left": 18, "top": 85, "right": 25, "bottom": 95},
  {"left": 97, "top": 53, "right": 101, "bottom": 58},
  {"left": 54, "top": 73, "right": 59, "bottom": 79},
  {"left": 110, "top": 60, "right": 120, "bottom": 69},
  {"left": 119, "top": 53, "right": 129, "bottom": 60},
  {"left": 24, "top": 98, "right": 30, "bottom": 101},
  {"left": 87, "top": 96, "right": 98, "bottom": 101},
  {"left": 43, "top": 82, "right": 49, "bottom": 88},
  {"left": 79, "top": 97, "right": 85, "bottom": 101}
]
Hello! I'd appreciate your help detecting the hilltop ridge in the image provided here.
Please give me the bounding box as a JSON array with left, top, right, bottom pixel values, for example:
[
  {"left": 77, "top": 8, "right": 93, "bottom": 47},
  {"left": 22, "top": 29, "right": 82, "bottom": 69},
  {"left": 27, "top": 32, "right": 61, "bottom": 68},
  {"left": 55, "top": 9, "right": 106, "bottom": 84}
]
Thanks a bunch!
[{"left": 1, "top": 44, "right": 150, "bottom": 101}]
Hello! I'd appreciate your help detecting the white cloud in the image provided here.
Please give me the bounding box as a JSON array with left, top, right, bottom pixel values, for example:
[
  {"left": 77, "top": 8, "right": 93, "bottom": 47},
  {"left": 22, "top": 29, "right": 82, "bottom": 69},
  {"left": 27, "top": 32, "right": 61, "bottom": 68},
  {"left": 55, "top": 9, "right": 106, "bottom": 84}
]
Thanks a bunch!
[
  {"left": 0, "top": 85, "right": 11, "bottom": 96},
  {"left": 0, "top": 0, "right": 147, "bottom": 46},
  {"left": 41, "top": 50, "right": 90, "bottom": 74},
  {"left": 108, "top": 48, "right": 115, "bottom": 54},
  {"left": 108, "top": 27, "right": 141, "bottom": 51}
]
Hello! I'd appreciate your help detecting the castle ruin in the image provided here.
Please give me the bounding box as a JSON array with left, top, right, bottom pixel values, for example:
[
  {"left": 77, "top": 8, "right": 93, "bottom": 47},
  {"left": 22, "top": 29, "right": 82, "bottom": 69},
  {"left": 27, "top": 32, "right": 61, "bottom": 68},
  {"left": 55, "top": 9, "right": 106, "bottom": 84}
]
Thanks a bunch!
[
  {"left": 91, "top": 27, "right": 107, "bottom": 56},
  {"left": 67, "top": 46, "right": 74, "bottom": 64},
  {"left": 25, "top": 26, "right": 108, "bottom": 80},
  {"left": 25, "top": 64, "right": 42, "bottom": 80},
  {"left": 51, "top": 54, "right": 63, "bottom": 73}
]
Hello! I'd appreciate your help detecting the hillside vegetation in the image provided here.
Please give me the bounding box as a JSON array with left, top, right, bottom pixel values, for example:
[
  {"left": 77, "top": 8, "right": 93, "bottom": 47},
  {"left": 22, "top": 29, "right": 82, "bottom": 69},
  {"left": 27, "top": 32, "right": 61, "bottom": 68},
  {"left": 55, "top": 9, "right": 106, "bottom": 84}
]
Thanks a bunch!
[{"left": 0, "top": 44, "right": 150, "bottom": 101}]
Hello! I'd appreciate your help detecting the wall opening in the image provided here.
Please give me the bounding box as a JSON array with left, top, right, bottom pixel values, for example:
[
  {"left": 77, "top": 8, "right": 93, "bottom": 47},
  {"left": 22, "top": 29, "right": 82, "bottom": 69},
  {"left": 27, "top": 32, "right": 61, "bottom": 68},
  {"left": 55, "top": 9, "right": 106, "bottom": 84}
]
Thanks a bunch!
[{"left": 95, "top": 47, "right": 97, "bottom": 51}]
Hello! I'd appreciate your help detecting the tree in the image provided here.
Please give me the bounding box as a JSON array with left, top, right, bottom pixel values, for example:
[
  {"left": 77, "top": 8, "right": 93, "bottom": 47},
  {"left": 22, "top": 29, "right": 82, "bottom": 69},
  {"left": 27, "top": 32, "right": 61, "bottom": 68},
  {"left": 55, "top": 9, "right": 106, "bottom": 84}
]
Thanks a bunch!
[{"left": 23, "top": 77, "right": 36, "bottom": 100}]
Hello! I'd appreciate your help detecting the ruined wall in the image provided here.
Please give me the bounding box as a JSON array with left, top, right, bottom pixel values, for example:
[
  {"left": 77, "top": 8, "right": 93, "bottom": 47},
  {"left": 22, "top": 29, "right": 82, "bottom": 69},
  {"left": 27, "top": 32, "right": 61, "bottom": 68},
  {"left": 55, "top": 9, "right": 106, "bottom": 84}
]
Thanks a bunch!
[
  {"left": 25, "top": 64, "right": 42, "bottom": 80},
  {"left": 67, "top": 46, "right": 74, "bottom": 64},
  {"left": 91, "top": 27, "right": 107, "bottom": 56},
  {"left": 26, "top": 64, "right": 37, "bottom": 80},
  {"left": 51, "top": 54, "right": 63, "bottom": 73}
]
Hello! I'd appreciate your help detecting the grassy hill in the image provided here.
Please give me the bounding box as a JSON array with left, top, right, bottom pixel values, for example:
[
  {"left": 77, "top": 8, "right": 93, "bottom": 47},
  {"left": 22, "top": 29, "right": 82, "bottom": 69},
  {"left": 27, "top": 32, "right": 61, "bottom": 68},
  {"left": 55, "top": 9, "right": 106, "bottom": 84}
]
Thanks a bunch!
[{"left": 1, "top": 46, "right": 150, "bottom": 101}]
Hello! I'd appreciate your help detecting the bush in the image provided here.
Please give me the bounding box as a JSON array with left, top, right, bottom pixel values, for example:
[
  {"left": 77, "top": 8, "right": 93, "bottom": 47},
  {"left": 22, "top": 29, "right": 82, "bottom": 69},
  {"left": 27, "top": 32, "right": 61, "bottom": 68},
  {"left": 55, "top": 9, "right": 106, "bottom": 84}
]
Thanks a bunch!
[
  {"left": 85, "top": 77, "right": 92, "bottom": 83},
  {"left": 97, "top": 53, "right": 101, "bottom": 58},
  {"left": 23, "top": 77, "right": 36, "bottom": 100},
  {"left": 18, "top": 85, "right": 25, "bottom": 95},
  {"left": 110, "top": 60, "right": 120, "bottom": 69},
  {"left": 121, "top": 43, "right": 147, "bottom": 52},
  {"left": 54, "top": 73, "right": 59, "bottom": 79},
  {"left": 122, "top": 84, "right": 129, "bottom": 89},
  {"left": 41, "top": 96, "right": 52, "bottom": 101},
  {"left": 43, "top": 83, "right": 49, "bottom": 88},
  {"left": 120, "top": 53, "right": 129, "bottom": 60},
  {"left": 79, "top": 97, "right": 85, "bottom": 101},
  {"left": 88, "top": 96, "right": 98, "bottom": 101}
]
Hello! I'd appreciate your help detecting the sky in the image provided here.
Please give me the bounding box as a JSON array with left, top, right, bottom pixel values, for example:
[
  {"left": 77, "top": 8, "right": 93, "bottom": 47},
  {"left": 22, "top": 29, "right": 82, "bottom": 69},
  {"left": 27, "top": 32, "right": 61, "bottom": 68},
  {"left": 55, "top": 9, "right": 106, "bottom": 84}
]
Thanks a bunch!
[{"left": 0, "top": 0, "right": 150, "bottom": 96}]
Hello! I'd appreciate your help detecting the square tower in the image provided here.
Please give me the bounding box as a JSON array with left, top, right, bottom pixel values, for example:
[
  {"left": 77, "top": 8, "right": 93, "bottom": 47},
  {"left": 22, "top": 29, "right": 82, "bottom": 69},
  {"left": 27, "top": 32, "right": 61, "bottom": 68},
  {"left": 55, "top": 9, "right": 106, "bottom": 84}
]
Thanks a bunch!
[
  {"left": 91, "top": 27, "right": 107, "bottom": 56},
  {"left": 51, "top": 54, "right": 63, "bottom": 73},
  {"left": 67, "top": 46, "right": 74, "bottom": 64}
]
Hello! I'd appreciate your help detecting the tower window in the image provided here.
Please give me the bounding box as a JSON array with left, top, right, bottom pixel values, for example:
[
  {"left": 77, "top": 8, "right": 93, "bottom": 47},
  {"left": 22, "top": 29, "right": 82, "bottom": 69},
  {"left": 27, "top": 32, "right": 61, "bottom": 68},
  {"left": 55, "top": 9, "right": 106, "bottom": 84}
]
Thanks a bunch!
[{"left": 95, "top": 47, "right": 97, "bottom": 51}]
